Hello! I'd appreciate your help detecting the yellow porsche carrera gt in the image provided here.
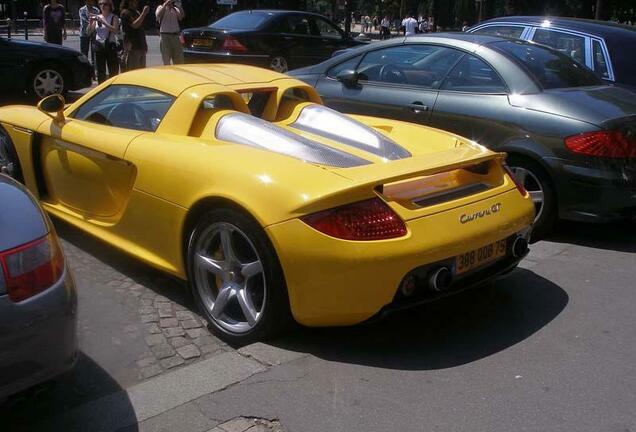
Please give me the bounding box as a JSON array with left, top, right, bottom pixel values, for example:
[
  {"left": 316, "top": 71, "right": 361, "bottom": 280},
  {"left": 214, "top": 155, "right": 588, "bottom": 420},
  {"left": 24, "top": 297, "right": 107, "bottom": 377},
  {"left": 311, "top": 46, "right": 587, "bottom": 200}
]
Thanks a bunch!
[{"left": 0, "top": 65, "right": 534, "bottom": 342}]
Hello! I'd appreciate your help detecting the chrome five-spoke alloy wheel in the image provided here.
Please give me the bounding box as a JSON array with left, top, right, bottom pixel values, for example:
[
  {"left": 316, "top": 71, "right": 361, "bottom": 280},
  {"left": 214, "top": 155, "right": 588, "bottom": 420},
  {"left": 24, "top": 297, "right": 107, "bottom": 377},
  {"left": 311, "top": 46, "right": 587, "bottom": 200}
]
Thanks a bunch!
[
  {"left": 33, "top": 69, "right": 64, "bottom": 98},
  {"left": 193, "top": 222, "right": 266, "bottom": 334},
  {"left": 509, "top": 166, "right": 544, "bottom": 223},
  {"left": 270, "top": 56, "right": 288, "bottom": 73},
  {"left": 0, "top": 133, "right": 17, "bottom": 179}
]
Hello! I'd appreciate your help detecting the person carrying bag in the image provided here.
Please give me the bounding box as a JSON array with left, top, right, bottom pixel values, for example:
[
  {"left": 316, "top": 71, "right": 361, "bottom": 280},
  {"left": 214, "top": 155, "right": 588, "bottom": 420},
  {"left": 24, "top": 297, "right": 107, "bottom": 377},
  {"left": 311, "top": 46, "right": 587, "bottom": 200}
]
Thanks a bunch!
[{"left": 89, "top": 0, "right": 120, "bottom": 83}]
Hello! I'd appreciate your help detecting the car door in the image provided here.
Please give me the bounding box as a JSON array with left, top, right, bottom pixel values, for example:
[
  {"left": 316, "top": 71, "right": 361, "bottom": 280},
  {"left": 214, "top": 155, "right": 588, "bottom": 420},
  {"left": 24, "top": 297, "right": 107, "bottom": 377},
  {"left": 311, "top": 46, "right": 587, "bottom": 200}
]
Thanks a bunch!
[
  {"left": 309, "top": 16, "right": 349, "bottom": 61},
  {"left": 529, "top": 27, "right": 590, "bottom": 68},
  {"left": 0, "top": 38, "right": 21, "bottom": 95},
  {"left": 37, "top": 85, "right": 174, "bottom": 221},
  {"left": 429, "top": 53, "right": 511, "bottom": 146},
  {"left": 276, "top": 14, "right": 323, "bottom": 68},
  {"left": 317, "top": 44, "right": 463, "bottom": 125}
]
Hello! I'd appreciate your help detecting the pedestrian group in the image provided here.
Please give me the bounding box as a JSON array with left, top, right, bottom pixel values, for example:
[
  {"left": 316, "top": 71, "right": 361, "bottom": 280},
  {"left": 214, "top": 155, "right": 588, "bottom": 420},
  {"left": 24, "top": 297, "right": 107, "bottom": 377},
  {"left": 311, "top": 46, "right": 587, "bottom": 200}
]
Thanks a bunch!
[{"left": 49, "top": 0, "right": 186, "bottom": 84}]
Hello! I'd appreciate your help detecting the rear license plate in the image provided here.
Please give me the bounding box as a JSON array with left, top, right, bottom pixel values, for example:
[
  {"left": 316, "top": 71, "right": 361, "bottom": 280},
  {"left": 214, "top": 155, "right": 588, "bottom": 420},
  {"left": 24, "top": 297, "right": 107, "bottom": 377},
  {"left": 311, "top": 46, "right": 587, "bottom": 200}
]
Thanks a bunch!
[
  {"left": 192, "top": 38, "right": 213, "bottom": 47},
  {"left": 455, "top": 239, "right": 507, "bottom": 275}
]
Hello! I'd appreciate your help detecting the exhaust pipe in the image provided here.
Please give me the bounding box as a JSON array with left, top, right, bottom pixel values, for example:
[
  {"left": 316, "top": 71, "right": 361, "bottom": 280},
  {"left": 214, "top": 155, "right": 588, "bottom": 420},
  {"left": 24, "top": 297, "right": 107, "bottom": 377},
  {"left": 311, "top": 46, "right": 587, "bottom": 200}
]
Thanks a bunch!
[
  {"left": 512, "top": 236, "right": 529, "bottom": 258},
  {"left": 429, "top": 267, "right": 452, "bottom": 292}
]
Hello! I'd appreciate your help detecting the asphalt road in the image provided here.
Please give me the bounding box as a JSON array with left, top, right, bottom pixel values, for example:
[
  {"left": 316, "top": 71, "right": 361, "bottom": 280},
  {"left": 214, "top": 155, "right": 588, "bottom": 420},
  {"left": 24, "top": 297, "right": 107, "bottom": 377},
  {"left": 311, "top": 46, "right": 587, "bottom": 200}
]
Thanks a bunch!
[{"left": 1, "top": 36, "right": 635, "bottom": 431}]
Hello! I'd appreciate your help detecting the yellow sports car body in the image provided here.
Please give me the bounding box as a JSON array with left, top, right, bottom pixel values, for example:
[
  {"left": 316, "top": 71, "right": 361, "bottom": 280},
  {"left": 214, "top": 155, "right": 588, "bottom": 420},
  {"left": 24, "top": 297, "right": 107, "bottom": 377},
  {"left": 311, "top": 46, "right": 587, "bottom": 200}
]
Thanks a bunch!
[{"left": 0, "top": 65, "right": 534, "bottom": 342}]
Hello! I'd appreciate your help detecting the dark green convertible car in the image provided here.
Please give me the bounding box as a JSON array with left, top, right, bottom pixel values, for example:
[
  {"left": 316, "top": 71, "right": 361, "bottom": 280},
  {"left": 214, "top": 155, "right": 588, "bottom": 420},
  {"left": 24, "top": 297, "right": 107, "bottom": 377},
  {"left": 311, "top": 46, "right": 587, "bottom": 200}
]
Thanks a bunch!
[{"left": 290, "top": 34, "right": 636, "bottom": 237}]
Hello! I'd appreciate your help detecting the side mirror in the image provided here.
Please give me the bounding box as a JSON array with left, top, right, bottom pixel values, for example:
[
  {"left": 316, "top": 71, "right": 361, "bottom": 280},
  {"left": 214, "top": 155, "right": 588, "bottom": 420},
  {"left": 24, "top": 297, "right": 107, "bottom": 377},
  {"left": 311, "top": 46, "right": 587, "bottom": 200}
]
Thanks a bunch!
[
  {"left": 336, "top": 69, "right": 360, "bottom": 88},
  {"left": 37, "top": 94, "right": 66, "bottom": 123}
]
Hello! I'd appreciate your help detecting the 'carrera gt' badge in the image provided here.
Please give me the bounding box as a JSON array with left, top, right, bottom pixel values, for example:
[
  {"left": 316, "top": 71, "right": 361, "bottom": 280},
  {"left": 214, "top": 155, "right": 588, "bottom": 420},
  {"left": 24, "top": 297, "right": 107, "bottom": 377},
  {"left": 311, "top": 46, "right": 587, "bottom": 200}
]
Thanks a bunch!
[{"left": 460, "top": 203, "right": 502, "bottom": 224}]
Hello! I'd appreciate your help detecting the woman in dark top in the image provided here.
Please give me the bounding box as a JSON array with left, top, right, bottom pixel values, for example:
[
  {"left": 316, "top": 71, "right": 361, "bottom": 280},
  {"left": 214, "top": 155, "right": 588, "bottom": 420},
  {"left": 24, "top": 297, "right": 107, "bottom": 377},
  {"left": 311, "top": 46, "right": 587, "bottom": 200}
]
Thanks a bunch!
[
  {"left": 43, "top": 0, "right": 66, "bottom": 45},
  {"left": 120, "top": 0, "right": 150, "bottom": 71}
]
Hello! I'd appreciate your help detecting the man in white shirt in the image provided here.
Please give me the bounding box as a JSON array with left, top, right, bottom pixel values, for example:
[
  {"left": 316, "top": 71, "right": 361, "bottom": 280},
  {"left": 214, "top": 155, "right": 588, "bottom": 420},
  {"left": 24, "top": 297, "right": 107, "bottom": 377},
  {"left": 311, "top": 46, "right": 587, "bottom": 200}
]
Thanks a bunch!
[
  {"left": 156, "top": 0, "right": 185, "bottom": 65},
  {"left": 402, "top": 13, "right": 418, "bottom": 36}
]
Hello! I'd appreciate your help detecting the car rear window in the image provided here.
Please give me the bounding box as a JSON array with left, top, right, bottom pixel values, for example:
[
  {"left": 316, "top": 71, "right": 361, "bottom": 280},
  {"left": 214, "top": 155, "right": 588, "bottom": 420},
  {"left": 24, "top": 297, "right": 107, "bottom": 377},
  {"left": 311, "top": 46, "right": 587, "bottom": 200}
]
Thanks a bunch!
[
  {"left": 492, "top": 40, "right": 601, "bottom": 89},
  {"left": 209, "top": 12, "right": 272, "bottom": 30}
]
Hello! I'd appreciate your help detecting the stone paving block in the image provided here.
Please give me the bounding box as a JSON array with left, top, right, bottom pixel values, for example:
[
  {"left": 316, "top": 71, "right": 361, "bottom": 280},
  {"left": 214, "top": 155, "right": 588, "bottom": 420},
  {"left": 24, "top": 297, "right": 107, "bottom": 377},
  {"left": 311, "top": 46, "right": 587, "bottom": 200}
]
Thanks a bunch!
[
  {"left": 163, "top": 327, "right": 186, "bottom": 338},
  {"left": 136, "top": 357, "right": 157, "bottom": 368},
  {"left": 170, "top": 336, "right": 190, "bottom": 349},
  {"left": 159, "top": 318, "right": 179, "bottom": 328},
  {"left": 158, "top": 309, "right": 173, "bottom": 319},
  {"left": 145, "top": 323, "right": 161, "bottom": 334},
  {"left": 160, "top": 355, "right": 185, "bottom": 369},
  {"left": 174, "top": 303, "right": 188, "bottom": 311},
  {"left": 140, "top": 298, "right": 154, "bottom": 306},
  {"left": 192, "top": 335, "right": 216, "bottom": 347},
  {"left": 144, "top": 334, "right": 167, "bottom": 347},
  {"left": 141, "top": 314, "right": 159, "bottom": 323},
  {"left": 176, "top": 310, "right": 195, "bottom": 321},
  {"left": 176, "top": 344, "right": 201, "bottom": 360},
  {"left": 151, "top": 343, "right": 176, "bottom": 359},
  {"left": 181, "top": 319, "right": 202, "bottom": 329},
  {"left": 185, "top": 328, "right": 205, "bottom": 339},
  {"left": 139, "top": 306, "right": 155, "bottom": 315},
  {"left": 200, "top": 343, "right": 221, "bottom": 356},
  {"left": 139, "top": 364, "right": 162, "bottom": 379}
]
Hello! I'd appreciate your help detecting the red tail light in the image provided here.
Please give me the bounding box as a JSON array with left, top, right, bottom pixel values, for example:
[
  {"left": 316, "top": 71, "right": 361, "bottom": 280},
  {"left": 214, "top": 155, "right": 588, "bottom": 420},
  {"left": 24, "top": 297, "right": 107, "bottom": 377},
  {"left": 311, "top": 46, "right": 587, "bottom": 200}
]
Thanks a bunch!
[
  {"left": 503, "top": 164, "right": 528, "bottom": 197},
  {"left": 0, "top": 233, "right": 64, "bottom": 302},
  {"left": 301, "top": 198, "right": 407, "bottom": 240},
  {"left": 565, "top": 130, "right": 636, "bottom": 158},
  {"left": 222, "top": 35, "right": 248, "bottom": 53}
]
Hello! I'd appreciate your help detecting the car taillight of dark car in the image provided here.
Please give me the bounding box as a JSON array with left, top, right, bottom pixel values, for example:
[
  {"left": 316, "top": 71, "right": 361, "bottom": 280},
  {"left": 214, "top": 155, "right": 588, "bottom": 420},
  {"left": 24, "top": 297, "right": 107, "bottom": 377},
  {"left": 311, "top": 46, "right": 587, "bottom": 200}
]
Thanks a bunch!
[
  {"left": 301, "top": 198, "right": 407, "bottom": 240},
  {"left": 0, "top": 232, "right": 65, "bottom": 302},
  {"left": 565, "top": 130, "right": 636, "bottom": 158},
  {"left": 222, "top": 36, "right": 248, "bottom": 53}
]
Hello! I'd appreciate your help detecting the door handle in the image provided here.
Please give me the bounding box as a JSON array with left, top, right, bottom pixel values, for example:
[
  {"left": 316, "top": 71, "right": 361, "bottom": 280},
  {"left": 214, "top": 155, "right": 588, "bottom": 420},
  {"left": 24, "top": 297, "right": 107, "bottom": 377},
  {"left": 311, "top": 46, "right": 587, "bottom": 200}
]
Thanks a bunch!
[{"left": 408, "top": 102, "right": 429, "bottom": 113}]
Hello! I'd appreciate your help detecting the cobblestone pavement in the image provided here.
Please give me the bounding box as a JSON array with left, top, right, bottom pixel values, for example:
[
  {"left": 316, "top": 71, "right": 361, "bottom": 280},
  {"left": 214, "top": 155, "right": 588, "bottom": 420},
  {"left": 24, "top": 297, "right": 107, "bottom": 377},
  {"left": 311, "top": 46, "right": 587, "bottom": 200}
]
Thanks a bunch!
[{"left": 59, "top": 221, "right": 229, "bottom": 382}]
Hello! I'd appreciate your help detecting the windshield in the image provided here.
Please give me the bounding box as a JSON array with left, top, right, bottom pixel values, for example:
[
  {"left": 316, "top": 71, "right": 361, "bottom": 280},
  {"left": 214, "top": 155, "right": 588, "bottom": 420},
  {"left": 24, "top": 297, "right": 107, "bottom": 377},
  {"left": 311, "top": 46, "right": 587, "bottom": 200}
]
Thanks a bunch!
[
  {"left": 492, "top": 40, "right": 601, "bottom": 89},
  {"left": 209, "top": 12, "right": 272, "bottom": 30}
]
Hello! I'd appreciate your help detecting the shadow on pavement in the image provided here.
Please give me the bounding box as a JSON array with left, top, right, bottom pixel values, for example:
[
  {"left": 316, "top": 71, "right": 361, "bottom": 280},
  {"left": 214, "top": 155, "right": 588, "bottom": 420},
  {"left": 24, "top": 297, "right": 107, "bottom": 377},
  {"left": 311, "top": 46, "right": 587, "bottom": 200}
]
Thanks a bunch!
[
  {"left": 0, "top": 352, "right": 138, "bottom": 432},
  {"left": 547, "top": 220, "right": 636, "bottom": 253},
  {"left": 52, "top": 214, "right": 567, "bottom": 372},
  {"left": 271, "top": 269, "right": 568, "bottom": 371}
]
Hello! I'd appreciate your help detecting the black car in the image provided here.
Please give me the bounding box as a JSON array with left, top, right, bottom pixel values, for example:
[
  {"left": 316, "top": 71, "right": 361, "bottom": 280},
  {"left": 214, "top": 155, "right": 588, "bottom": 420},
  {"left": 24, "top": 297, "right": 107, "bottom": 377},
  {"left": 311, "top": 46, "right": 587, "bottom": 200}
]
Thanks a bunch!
[
  {"left": 182, "top": 10, "right": 365, "bottom": 73},
  {"left": 469, "top": 16, "right": 636, "bottom": 92},
  {"left": 0, "top": 36, "right": 92, "bottom": 99},
  {"left": 290, "top": 34, "right": 636, "bottom": 237}
]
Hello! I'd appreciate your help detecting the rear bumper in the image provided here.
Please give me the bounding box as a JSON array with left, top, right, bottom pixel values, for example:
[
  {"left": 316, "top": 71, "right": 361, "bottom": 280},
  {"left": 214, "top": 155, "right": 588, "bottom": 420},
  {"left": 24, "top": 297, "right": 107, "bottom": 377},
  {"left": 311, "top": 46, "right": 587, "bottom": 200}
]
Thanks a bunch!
[
  {"left": 183, "top": 50, "right": 270, "bottom": 67},
  {"left": 0, "top": 267, "right": 78, "bottom": 399},
  {"left": 545, "top": 157, "right": 636, "bottom": 222},
  {"left": 68, "top": 61, "right": 93, "bottom": 91},
  {"left": 266, "top": 188, "right": 534, "bottom": 327}
]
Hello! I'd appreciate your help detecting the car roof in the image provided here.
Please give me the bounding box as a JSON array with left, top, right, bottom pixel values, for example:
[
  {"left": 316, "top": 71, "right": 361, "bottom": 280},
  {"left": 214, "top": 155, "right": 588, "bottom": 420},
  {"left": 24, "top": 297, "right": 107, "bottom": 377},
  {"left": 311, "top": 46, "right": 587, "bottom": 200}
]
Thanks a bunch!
[
  {"left": 113, "top": 64, "right": 289, "bottom": 96},
  {"left": 227, "top": 9, "right": 329, "bottom": 18},
  {"left": 479, "top": 16, "right": 636, "bottom": 37}
]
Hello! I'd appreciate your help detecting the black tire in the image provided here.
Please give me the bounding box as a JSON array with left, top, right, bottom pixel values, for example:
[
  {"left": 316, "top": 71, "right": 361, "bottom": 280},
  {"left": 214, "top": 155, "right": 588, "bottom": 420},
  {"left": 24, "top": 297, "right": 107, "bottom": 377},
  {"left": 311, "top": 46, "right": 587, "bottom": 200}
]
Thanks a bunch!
[
  {"left": 506, "top": 155, "right": 557, "bottom": 240},
  {"left": 186, "top": 207, "right": 292, "bottom": 345},
  {"left": 28, "top": 63, "right": 68, "bottom": 99},
  {"left": 0, "top": 126, "right": 23, "bottom": 183}
]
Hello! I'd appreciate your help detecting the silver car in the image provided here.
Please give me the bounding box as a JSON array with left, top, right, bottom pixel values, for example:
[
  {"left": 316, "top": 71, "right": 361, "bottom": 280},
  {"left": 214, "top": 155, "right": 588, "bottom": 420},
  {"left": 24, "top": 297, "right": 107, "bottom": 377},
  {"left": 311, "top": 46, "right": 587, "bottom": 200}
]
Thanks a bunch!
[{"left": 0, "top": 174, "right": 77, "bottom": 399}]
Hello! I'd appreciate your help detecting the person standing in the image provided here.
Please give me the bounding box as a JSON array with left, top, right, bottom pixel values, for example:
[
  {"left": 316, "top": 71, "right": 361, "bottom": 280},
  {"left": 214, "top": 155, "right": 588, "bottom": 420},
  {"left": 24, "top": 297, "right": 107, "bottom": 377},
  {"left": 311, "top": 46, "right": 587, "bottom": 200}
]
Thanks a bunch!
[
  {"left": 79, "top": 0, "right": 100, "bottom": 76},
  {"left": 380, "top": 15, "right": 390, "bottom": 39},
  {"left": 120, "top": 0, "right": 149, "bottom": 71},
  {"left": 401, "top": 13, "right": 418, "bottom": 36},
  {"left": 462, "top": 21, "right": 469, "bottom": 31},
  {"left": 43, "top": 0, "right": 66, "bottom": 45},
  {"left": 156, "top": 0, "right": 185, "bottom": 65},
  {"left": 89, "top": 0, "right": 119, "bottom": 83}
]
